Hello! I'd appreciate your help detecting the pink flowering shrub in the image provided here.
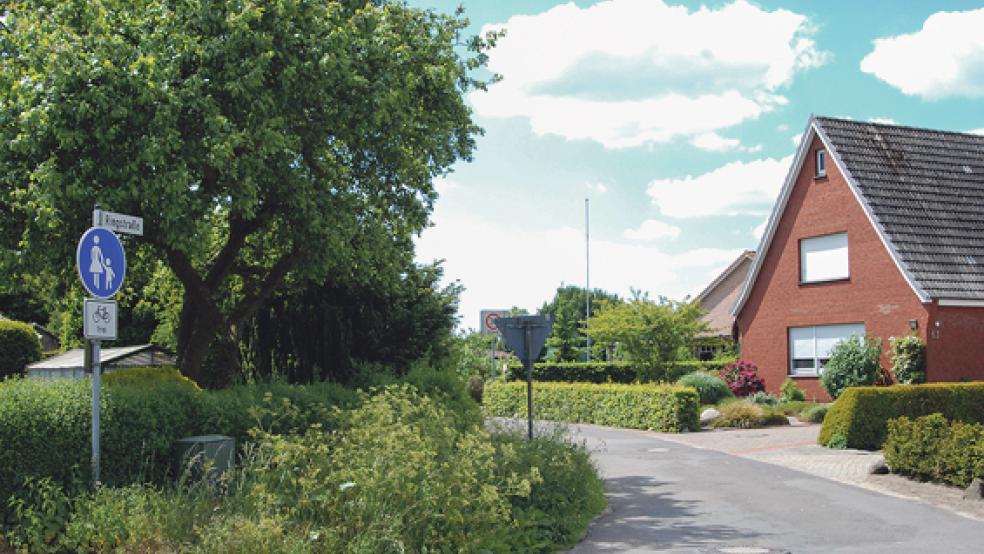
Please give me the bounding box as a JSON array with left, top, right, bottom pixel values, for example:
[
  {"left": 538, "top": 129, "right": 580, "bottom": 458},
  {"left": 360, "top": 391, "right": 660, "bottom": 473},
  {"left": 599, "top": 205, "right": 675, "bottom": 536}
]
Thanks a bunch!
[{"left": 720, "top": 360, "right": 765, "bottom": 397}]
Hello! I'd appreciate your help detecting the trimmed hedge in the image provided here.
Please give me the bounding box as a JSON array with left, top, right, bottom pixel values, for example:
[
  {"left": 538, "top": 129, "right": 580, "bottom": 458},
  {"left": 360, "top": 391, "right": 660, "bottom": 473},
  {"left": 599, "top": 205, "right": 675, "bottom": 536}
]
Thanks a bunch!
[
  {"left": 884, "top": 414, "right": 984, "bottom": 488},
  {"left": 0, "top": 320, "right": 42, "bottom": 378},
  {"left": 506, "top": 360, "right": 734, "bottom": 384},
  {"left": 818, "top": 382, "right": 984, "bottom": 450},
  {"left": 484, "top": 381, "right": 699, "bottom": 432}
]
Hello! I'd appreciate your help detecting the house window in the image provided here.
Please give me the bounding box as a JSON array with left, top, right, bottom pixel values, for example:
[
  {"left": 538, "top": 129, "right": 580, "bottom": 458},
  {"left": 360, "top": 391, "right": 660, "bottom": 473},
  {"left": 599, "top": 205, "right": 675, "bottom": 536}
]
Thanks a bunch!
[
  {"left": 816, "top": 149, "right": 826, "bottom": 178},
  {"left": 800, "top": 232, "right": 848, "bottom": 283},
  {"left": 789, "top": 323, "right": 865, "bottom": 376}
]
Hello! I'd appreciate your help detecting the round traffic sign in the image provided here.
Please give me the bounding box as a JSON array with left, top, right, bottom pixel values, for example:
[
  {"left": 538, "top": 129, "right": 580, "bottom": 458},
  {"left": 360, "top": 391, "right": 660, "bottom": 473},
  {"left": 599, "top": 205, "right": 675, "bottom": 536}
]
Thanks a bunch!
[
  {"left": 484, "top": 312, "right": 501, "bottom": 332},
  {"left": 77, "top": 227, "right": 126, "bottom": 298}
]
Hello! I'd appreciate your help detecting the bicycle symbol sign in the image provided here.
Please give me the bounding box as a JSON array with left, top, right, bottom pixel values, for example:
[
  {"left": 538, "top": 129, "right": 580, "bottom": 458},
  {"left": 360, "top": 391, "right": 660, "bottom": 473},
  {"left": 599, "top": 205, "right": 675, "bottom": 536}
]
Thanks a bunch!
[{"left": 83, "top": 299, "right": 117, "bottom": 340}]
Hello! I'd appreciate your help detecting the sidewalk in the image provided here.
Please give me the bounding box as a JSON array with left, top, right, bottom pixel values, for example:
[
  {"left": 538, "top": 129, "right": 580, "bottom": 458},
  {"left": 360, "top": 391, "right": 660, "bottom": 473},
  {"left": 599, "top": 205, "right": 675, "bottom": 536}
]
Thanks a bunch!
[{"left": 647, "top": 422, "right": 984, "bottom": 522}]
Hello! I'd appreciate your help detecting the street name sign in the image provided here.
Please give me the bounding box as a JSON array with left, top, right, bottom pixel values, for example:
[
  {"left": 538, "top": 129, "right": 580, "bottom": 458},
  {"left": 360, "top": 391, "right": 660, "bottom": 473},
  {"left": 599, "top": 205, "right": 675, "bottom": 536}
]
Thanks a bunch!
[
  {"left": 77, "top": 227, "right": 127, "bottom": 299},
  {"left": 93, "top": 209, "right": 143, "bottom": 236},
  {"left": 84, "top": 299, "right": 117, "bottom": 340}
]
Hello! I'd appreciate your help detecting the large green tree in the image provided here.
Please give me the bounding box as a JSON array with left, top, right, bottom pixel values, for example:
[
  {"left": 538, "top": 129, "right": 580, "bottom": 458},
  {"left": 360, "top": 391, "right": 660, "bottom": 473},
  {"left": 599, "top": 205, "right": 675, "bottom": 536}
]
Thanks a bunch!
[
  {"left": 539, "top": 285, "right": 619, "bottom": 362},
  {"left": 583, "top": 292, "right": 708, "bottom": 381},
  {"left": 0, "top": 0, "right": 496, "bottom": 385}
]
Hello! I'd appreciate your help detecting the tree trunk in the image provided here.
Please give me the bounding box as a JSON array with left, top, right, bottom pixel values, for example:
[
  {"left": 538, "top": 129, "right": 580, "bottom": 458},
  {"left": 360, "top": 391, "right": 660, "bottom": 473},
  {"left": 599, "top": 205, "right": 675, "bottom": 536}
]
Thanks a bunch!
[{"left": 175, "top": 288, "right": 240, "bottom": 388}]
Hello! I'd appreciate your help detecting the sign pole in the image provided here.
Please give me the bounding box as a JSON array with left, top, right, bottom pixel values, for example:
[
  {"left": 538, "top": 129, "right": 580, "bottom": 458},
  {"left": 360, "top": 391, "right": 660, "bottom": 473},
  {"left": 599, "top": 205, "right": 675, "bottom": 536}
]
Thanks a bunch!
[
  {"left": 525, "top": 321, "right": 533, "bottom": 440},
  {"left": 91, "top": 339, "right": 101, "bottom": 486},
  {"left": 490, "top": 335, "right": 496, "bottom": 378}
]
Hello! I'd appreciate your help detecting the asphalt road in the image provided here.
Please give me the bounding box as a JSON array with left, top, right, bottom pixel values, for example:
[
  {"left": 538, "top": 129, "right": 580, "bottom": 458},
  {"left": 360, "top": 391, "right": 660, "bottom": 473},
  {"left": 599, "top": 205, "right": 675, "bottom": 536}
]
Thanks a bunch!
[{"left": 563, "top": 423, "right": 984, "bottom": 554}]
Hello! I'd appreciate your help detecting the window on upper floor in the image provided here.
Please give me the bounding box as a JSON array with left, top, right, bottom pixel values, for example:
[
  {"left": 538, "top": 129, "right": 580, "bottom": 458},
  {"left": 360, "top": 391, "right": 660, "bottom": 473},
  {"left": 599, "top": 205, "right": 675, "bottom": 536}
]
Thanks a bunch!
[
  {"left": 815, "top": 149, "right": 827, "bottom": 178},
  {"left": 800, "top": 232, "right": 848, "bottom": 283},
  {"left": 789, "top": 323, "right": 865, "bottom": 376}
]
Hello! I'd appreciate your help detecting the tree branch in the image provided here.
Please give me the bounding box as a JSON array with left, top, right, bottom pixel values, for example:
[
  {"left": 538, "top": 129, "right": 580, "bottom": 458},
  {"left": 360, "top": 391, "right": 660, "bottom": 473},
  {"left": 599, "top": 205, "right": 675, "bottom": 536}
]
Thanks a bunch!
[{"left": 229, "top": 246, "right": 304, "bottom": 327}]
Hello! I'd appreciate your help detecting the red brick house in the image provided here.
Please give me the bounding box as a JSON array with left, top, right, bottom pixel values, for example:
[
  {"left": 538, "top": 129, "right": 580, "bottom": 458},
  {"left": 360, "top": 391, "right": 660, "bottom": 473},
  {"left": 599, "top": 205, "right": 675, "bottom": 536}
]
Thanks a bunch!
[
  {"left": 733, "top": 116, "right": 984, "bottom": 400},
  {"left": 693, "top": 250, "right": 755, "bottom": 360}
]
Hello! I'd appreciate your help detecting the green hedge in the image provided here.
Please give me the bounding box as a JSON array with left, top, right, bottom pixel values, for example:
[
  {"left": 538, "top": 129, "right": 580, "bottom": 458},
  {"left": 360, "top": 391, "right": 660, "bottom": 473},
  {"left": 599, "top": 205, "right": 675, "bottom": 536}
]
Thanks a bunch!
[
  {"left": 818, "top": 382, "right": 984, "bottom": 450},
  {"left": 884, "top": 414, "right": 984, "bottom": 488},
  {"left": 506, "top": 360, "right": 734, "bottom": 384},
  {"left": 484, "top": 381, "right": 699, "bottom": 432},
  {"left": 0, "top": 320, "right": 41, "bottom": 378}
]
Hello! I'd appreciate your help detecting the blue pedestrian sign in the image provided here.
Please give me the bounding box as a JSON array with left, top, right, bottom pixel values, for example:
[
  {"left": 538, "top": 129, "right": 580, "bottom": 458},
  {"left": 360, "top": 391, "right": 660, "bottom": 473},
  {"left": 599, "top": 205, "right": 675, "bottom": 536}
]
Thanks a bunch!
[{"left": 77, "top": 227, "right": 126, "bottom": 299}]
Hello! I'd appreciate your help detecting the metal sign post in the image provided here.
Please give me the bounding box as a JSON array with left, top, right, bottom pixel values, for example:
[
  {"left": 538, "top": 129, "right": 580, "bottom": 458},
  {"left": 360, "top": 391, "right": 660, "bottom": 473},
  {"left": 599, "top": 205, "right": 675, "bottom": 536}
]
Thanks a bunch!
[
  {"left": 78, "top": 207, "right": 138, "bottom": 486},
  {"left": 496, "top": 315, "right": 553, "bottom": 439}
]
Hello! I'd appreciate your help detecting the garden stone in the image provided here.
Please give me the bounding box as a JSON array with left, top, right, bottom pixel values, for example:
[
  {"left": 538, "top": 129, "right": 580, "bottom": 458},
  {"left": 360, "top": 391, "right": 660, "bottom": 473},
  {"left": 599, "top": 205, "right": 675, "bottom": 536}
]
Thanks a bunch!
[
  {"left": 700, "top": 408, "right": 721, "bottom": 425},
  {"left": 962, "top": 478, "right": 984, "bottom": 500},
  {"left": 867, "top": 455, "right": 889, "bottom": 475}
]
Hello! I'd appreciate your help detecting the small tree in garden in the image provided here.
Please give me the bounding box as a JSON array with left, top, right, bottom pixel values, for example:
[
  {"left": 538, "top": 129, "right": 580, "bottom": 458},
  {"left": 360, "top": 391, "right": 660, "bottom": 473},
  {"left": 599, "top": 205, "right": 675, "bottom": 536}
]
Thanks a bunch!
[
  {"left": 889, "top": 335, "right": 926, "bottom": 384},
  {"left": 0, "top": 321, "right": 42, "bottom": 378},
  {"left": 820, "top": 335, "right": 883, "bottom": 399},
  {"left": 719, "top": 360, "right": 765, "bottom": 397}
]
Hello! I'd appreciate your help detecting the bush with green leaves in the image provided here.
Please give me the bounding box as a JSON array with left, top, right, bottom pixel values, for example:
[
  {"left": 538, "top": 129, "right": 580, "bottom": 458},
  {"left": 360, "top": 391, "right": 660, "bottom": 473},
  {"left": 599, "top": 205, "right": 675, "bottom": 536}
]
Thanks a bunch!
[
  {"left": 485, "top": 381, "right": 699, "bottom": 432},
  {"left": 889, "top": 335, "right": 926, "bottom": 384},
  {"left": 820, "top": 335, "right": 883, "bottom": 399},
  {"left": 4, "top": 386, "right": 605, "bottom": 553},
  {"left": 818, "top": 382, "right": 984, "bottom": 450},
  {"left": 0, "top": 320, "right": 42, "bottom": 378},
  {"left": 800, "top": 404, "right": 829, "bottom": 423},
  {"left": 884, "top": 414, "right": 984, "bottom": 488},
  {"left": 748, "top": 391, "right": 779, "bottom": 406},
  {"left": 507, "top": 360, "right": 733, "bottom": 384},
  {"left": 710, "top": 400, "right": 788, "bottom": 429},
  {"left": 676, "top": 371, "right": 733, "bottom": 405},
  {"left": 780, "top": 378, "right": 805, "bottom": 402},
  {"left": 102, "top": 366, "right": 200, "bottom": 391}
]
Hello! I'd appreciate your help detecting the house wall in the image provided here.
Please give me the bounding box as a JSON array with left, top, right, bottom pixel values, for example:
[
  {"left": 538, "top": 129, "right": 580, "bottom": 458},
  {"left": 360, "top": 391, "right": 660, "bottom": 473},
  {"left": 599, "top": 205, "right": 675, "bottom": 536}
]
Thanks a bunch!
[
  {"left": 925, "top": 304, "right": 984, "bottom": 382},
  {"left": 699, "top": 256, "right": 753, "bottom": 338},
  {"left": 736, "top": 135, "right": 930, "bottom": 400}
]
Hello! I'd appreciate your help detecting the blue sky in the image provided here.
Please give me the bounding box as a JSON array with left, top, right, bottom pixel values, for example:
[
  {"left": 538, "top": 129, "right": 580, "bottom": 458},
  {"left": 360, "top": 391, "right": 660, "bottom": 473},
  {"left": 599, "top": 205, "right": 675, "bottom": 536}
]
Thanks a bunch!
[{"left": 409, "top": 0, "right": 984, "bottom": 331}]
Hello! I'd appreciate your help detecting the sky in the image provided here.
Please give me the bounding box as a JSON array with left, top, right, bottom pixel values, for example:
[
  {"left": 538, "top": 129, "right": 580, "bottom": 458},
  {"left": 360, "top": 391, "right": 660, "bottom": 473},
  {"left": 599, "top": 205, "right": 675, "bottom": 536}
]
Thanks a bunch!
[{"left": 408, "top": 0, "right": 984, "bottom": 332}]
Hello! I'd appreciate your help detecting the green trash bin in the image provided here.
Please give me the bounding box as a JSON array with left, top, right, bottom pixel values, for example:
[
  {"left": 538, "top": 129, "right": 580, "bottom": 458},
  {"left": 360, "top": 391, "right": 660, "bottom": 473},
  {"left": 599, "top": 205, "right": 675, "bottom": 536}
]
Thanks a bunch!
[{"left": 173, "top": 435, "right": 235, "bottom": 480}]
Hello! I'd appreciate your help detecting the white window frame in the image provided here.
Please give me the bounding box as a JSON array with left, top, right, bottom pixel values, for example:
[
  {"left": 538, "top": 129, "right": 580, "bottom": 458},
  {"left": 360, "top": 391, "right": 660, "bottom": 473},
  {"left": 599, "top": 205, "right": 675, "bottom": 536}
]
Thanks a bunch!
[
  {"left": 789, "top": 323, "right": 865, "bottom": 376},
  {"left": 800, "top": 232, "right": 849, "bottom": 283},
  {"left": 816, "top": 149, "right": 826, "bottom": 178}
]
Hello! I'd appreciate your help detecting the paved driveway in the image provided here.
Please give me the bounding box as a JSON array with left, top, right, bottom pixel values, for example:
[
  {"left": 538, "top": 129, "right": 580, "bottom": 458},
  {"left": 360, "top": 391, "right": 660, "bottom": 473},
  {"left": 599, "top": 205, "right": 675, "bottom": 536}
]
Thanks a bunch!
[{"left": 565, "top": 423, "right": 984, "bottom": 553}]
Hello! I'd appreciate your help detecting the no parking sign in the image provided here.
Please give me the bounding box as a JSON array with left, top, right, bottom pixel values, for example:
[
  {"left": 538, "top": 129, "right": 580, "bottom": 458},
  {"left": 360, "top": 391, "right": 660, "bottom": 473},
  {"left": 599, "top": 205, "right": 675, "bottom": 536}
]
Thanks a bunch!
[{"left": 480, "top": 309, "right": 507, "bottom": 334}]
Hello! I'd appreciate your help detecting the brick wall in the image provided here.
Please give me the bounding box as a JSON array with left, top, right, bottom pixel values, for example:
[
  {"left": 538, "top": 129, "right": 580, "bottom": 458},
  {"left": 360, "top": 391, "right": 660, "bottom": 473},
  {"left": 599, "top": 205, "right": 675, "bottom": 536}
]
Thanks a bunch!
[{"left": 736, "top": 135, "right": 930, "bottom": 400}]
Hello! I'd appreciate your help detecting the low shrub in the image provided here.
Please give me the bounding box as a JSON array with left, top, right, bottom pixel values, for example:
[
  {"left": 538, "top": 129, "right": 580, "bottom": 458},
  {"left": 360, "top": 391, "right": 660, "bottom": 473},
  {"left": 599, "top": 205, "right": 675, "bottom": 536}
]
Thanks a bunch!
[
  {"left": 774, "top": 400, "right": 810, "bottom": 416},
  {"left": 719, "top": 360, "right": 765, "bottom": 397},
  {"left": 820, "top": 335, "right": 883, "bottom": 399},
  {"left": 467, "top": 375, "right": 484, "bottom": 403},
  {"left": 884, "top": 414, "right": 984, "bottom": 488},
  {"left": 780, "top": 378, "right": 805, "bottom": 402},
  {"left": 748, "top": 391, "right": 778, "bottom": 406},
  {"left": 484, "top": 381, "right": 699, "bottom": 432},
  {"left": 676, "top": 371, "right": 733, "bottom": 405},
  {"left": 818, "top": 382, "right": 984, "bottom": 450},
  {"left": 889, "top": 335, "right": 926, "bottom": 385},
  {"left": 102, "top": 366, "right": 200, "bottom": 392},
  {"left": 710, "top": 401, "right": 789, "bottom": 429},
  {"left": 0, "top": 320, "right": 42, "bottom": 378},
  {"left": 801, "top": 404, "right": 829, "bottom": 423},
  {"left": 506, "top": 360, "right": 733, "bottom": 384}
]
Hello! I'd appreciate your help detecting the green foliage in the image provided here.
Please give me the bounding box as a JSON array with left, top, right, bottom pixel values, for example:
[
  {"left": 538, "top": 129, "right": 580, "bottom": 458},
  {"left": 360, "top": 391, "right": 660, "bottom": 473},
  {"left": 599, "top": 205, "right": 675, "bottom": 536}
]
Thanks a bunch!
[
  {"left": 0, "top": 0, "right": 497, "bottom": 385},
  {"left": 102, "top": 366, "right": 200, "bottom": 392},
  {"left": 676, "top": 371, "right": 733, "bottom": 405},
  {"left": 490, "top": 428, "right": 606, "bottom": 551},
  {"left": 467, "top": 375, "right": 484, "bottom": 404},
  {"left": 709, "top": 401, "right": 789, "bottom": 429},
  {"left": 889, "top": 335, "right": 926, "bottom": 384},
  {"left": 540, "top": 285, "right": 620, "bottom": 362},
  {"left": 747, "top": 391, "right": 779, "bottom": 407},
  {"left": 445, "top": 331, "right": 498, "bottom": 381},
  {"left": 583, "top": 293, "right": 708, "bottom": 381},
  {"left": 820, "top": 335, "right": 884, "bottom": 399},
  {"left": 0, "top": 320, "right": 42, "bottom": 378},
  {"left": 780, "top": 378, "right": 806, "bottom": 402},
  {"left": 884, "top": 414, "right": 984, "bottom": 488},
  {"left": 507, "top": 360, "right": 733, "bottom": 384},
  {"left": 800, "top": 404, "right": 829, "bottom": 423},
  {"left": 4, "top": 386, "right": 605, "bottom": 553},
  {"left": 484, "top": 381, "right": 700, "bottom": 432},
  {"left": 818, "top": 383, "right": 984, "bottom": 450}
]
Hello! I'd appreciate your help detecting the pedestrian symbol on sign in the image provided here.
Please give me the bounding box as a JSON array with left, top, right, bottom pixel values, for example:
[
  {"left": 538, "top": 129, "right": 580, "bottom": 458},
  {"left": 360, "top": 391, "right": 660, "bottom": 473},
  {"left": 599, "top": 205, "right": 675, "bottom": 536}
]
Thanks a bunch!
[{"left": 77, "top": 227, "right": 127, "bottom": 299}]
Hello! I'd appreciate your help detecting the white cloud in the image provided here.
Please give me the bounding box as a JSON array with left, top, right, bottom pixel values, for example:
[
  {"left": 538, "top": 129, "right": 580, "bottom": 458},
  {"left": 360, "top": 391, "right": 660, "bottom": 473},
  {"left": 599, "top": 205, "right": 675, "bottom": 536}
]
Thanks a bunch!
[
  {"left": 690, "top": 132, "right": 741, "bottom": 152},
  {"left": 868, "top": 117, "right": 898, "bottom": 125},
  {"left": 416, "top": 210, "right": 740, "bottom": 329},
  {"left": 860, "top": 7, "right": 984, "bottom": 99},
  {"left": 968, "top": 128, "right": 984, "bottom": 135},
  {"left": 624, "top": 219, "right": 681, "bottom": 241},
  {"left": 646, "top": 156, "right": 792, "bottom": 218},
  {"left": 791, "top": 132, "right": 803, "bottom": 146},
  {"left": 471, "top": 0, "right": 825, "bottom": 149},
  {"left": 752, "top": 218, "right": 768, "bottom": 240},
  {"left": 433, "top": 177, "right": 457, "bottom": 195},
  {"left": 585, "top": 182, "right": 608, "bottom": 194}
]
